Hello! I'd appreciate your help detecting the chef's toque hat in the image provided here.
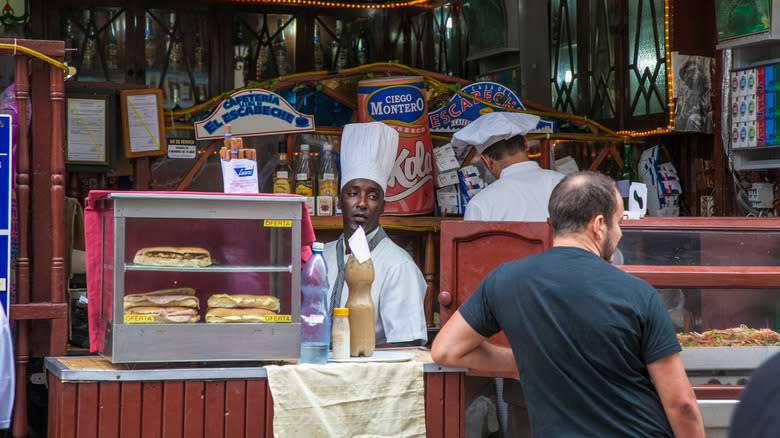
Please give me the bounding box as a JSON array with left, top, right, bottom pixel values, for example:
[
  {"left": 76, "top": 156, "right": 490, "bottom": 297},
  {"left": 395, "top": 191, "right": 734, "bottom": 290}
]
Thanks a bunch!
[
  {"left": 451, "top": 111, "right": 541, "bottom": 154},
  {"left": 340, "top": 122, "right": 398, "bottom": 192}
]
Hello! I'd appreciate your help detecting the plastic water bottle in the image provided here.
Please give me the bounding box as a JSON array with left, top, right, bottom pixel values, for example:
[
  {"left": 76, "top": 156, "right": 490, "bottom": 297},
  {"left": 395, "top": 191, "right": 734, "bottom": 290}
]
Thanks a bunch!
[{"left": 299, "top": 242, "right": 331, "bottom": 364}]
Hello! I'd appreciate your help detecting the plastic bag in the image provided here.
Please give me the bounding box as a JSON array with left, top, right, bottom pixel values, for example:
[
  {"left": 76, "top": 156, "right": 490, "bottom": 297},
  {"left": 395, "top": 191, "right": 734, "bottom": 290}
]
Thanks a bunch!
[
  {"left": 220, "top": 158, "right": 259, "bottom": 193},
  {"left": 639, "top": 146, "right": 682, "bottom": 216}
]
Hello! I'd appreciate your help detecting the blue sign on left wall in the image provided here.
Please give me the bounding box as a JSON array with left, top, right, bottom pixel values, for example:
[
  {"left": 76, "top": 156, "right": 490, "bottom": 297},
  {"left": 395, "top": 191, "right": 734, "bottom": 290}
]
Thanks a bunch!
[{"left": 0, "top": 115, "right": 10, "bottom": 316}]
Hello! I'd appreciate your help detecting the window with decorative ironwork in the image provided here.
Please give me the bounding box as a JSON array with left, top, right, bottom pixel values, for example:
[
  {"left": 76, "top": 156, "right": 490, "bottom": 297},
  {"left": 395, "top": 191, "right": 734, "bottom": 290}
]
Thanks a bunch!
[
  {"left": 550, "top": 0, "right": 667, "bottom": 128},
  {"left": 63, "top": 7, "right": 126, "bottom": 82}
]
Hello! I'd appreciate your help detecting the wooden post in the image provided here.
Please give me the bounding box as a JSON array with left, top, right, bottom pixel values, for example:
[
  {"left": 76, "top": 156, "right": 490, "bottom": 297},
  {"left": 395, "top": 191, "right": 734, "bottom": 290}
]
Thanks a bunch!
[
  {"left": 12, "top": 50, "right": 30, "bottom": 438},
  {"left": 424, "top": 230, "right": 435, "bottom": 326},
  {"left": 49, "top": 63, "right": 67, "bottom": 356}
]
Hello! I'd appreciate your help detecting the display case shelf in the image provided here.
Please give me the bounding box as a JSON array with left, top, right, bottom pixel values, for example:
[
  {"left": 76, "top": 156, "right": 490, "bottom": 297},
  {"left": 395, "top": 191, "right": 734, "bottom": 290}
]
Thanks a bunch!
[{"left": 124, "top": 264, "right": 293, "bottom": 273}]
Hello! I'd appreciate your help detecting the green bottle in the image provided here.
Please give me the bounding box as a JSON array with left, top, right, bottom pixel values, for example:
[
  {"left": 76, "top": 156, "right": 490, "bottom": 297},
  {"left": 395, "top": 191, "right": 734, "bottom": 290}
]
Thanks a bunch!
[{"left": 616, "top": 144, "right": 636, "bottom": 211}]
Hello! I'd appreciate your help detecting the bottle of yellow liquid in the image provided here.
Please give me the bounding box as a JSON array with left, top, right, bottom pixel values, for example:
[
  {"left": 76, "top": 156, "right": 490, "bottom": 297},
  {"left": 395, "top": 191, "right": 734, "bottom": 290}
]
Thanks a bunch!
[
  {"left": 273, "top": 143, "right": 293, "bottom": 194},
  {"left": 317, "top": 143, "right": 338, "bottom": 215},
  {"left": 295, "top": 144, "right": 315, "bottom": 214}
]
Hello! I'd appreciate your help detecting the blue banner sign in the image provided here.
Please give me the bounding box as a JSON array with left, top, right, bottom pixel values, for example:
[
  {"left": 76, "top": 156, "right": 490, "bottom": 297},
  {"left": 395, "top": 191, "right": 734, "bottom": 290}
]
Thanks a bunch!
[
  {"left": 0, "top": 115, "right": 11, "bottom": 316},
  {"left": 428, "top": 81, "right": 554, "bottom": 134},
  {"left": 194, "top": 89, "right": 314, "bottom": 140}
]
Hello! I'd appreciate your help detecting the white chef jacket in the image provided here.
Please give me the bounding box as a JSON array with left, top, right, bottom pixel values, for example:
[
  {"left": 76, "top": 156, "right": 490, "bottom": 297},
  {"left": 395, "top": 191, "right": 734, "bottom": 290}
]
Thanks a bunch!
[
  {"left": 464, "top": 161, "right": 565, "bottom": 221},
  {"left": 1, "top": 308, "right": 14, "bottom": 429},
  {"left": 324, "top": 229, "right": 428, "bottom": 344}
]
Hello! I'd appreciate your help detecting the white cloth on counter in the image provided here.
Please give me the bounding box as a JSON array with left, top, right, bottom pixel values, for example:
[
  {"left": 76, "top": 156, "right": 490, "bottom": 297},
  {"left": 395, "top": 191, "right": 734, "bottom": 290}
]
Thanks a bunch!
[
  {"left": 324, "top": 228, "right": 428, "bottom": 344},
  {"left": 464, "top": 161, "right": 564, "bottom": 221},
  {"left": 266, "top": 361, "right": 426, "bottom": 438}
]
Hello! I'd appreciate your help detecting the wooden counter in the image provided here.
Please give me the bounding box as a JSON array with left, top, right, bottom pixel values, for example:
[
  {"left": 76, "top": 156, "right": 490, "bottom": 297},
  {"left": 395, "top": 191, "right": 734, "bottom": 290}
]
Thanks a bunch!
[{"left": 44, "top": 349, "right": 466, "bottom": 438}]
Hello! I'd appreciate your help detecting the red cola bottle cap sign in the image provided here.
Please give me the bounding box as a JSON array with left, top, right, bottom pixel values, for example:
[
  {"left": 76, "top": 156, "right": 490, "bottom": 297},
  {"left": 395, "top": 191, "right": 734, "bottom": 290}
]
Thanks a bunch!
[{"left": 358, "top": 77, "right": 434, "bottom": 215}]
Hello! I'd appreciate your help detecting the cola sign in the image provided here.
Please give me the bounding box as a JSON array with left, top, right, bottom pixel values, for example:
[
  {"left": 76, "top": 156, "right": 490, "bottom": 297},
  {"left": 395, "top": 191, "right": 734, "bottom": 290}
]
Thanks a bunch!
[{"left": 358, "top": 76, "right": 434, "bottom": 215}]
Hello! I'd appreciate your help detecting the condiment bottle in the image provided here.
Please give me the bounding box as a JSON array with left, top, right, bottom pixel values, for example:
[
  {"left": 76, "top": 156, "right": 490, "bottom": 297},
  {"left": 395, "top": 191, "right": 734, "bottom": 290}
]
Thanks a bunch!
[
  {"left": 331, "top": 307, "right": 351, "bottom": 360},
  {"left": 273, "top": 142, "right": 293, "bottom": 194},
  {"left": 344, "top": 255, "right": 375, "bottom": 357},
  {"left": 317, "top": 143, "right": 338, "bottom": 215}
]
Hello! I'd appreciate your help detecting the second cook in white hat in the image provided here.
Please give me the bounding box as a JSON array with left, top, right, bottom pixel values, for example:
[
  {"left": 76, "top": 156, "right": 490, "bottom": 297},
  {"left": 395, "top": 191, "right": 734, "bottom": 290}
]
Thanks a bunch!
[{"left": 452, "top": 111, "right": 565, "bottom": 222}]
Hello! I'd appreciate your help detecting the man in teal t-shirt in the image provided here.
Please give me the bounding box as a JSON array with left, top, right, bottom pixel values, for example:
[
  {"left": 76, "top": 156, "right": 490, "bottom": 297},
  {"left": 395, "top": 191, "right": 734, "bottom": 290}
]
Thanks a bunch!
[{"left": 432, "top": 171, "right": 704, "bottom": 437}]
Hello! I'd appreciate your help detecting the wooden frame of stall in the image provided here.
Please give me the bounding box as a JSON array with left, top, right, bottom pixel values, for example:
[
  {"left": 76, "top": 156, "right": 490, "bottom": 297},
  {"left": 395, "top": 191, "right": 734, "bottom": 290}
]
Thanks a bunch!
[{"left": 0, "top": 38, "right": 68, "bottom": 438}]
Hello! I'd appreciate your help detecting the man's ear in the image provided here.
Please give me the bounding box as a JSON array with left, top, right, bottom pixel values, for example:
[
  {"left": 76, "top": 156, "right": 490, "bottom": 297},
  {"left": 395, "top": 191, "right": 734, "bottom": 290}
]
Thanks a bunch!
[{"left": 591, "top": 214, "right": 606, "bottom": 240}]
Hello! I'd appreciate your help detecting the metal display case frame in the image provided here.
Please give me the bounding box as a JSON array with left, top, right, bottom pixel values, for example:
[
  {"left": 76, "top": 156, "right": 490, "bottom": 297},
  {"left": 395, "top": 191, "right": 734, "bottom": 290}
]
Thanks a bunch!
[{"left": 101, "top": 192, "right": 303, "bottom": 363}]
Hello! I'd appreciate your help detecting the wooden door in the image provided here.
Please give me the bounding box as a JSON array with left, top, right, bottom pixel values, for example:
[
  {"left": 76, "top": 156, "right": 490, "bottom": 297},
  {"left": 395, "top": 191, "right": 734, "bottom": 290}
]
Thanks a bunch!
[{"left": 438, "top": 220, "right": 552, "bottom": 377}]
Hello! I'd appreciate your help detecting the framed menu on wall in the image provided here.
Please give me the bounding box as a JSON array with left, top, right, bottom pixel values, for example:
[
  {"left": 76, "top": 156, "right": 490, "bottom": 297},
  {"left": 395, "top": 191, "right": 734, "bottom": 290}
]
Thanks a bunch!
[
  {"left": 65, "top": 89, "right": 118, "bottom": 172},
  {"left": 119, "top": 89, "right": 167, "bottom": 158}
]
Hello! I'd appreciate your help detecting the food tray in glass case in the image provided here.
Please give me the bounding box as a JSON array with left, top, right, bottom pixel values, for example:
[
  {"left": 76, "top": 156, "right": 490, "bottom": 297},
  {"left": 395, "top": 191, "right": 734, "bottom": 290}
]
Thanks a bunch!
[{"left": 94, "top": 192, "right": 305, "bottom": 363}]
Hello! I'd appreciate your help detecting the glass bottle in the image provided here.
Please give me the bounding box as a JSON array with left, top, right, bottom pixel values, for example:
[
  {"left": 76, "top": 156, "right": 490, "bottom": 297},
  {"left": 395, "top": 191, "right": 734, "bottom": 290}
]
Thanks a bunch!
[
  {"left": 144, "top": 14, "right": 156, "bottom": 69},
  {"left": 82, "top": 11, "right": 96, "bottom": 72},
  {"left": 295, "top": 144, "right": 314, "bottom": 197},
  {"left": 313, "top": 21, "right": 326, "bottom": 71},
  {"left": 64, "top": 17, "right": 74, "bottom": 66},
  {"left": 616, "top": 144, "right": 636, "bottom": 211},
  {"left": 356, "top": 31, "right": 369, "bottom": 66},
  {"left": 331, "top": 19, "right": 347, "bottom": 71},
  {"left": 299, "top": 242, "right": 331, "bottom": 365},
  {"left": 106, "top": 20, "right": 119, "bottom": 72},
  {"left": 273, "top": 145, "right": 293, "bottom": 194},
  {"left": 318, "top": 143, "right": 338, "bottom": 198},
  {"left": 167, "top": 13, "right": 182, "bottom": 70},
  {"left": 275, "top": 18, "right": 289, "bottom": 77}
]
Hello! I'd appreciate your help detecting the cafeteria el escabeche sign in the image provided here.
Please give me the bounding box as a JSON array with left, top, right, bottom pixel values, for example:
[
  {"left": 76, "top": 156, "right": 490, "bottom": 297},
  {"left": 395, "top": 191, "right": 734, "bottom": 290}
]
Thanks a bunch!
[{"left": 194, "top": 89, "right": 315, "bottom": 140}]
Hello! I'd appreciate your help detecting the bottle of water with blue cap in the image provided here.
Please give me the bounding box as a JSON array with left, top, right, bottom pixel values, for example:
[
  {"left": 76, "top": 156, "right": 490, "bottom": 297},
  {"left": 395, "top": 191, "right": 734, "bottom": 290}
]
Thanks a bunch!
[{"left": 299, "top": 242, "right": 331, "bottom": 364}]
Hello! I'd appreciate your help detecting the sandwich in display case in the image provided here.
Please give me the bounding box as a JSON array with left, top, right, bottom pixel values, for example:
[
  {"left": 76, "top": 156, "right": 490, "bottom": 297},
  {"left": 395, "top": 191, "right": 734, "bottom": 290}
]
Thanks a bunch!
[{"left": 88, "top": 192, "right": 306, "bottom": 363}]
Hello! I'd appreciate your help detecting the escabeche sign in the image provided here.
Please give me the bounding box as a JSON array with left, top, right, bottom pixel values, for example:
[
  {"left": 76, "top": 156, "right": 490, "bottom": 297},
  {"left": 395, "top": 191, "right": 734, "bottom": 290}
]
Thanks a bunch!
[
  {"left": 194, "top": 89, "right": 314, "bottom": 140},
  {"left": 428, "top": 82, "right": 554, "bottom": 134}
]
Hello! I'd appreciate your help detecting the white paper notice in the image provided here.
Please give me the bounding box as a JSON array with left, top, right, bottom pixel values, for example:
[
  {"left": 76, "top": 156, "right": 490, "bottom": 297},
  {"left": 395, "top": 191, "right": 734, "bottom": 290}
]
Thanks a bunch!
[
  {"left": 126, "top": 94, "right": 161, "bottom": 153},
  {"left": 347, "top": 226, "right": 371, "bottom": 264},
  {"left": 67, "top": 98, "right": 107, "bottom": 163}
]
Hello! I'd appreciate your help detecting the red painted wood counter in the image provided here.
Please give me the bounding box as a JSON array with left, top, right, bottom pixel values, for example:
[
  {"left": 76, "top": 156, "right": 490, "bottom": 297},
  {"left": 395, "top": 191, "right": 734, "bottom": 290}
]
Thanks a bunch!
[{"left": 44, "top": 350, "right": 466, "bottom": 438}]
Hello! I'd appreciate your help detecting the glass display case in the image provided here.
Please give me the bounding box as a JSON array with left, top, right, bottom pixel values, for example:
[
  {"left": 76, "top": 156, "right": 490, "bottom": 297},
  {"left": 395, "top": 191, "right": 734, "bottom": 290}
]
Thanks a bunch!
[
  {"left": 97, "top": 192, "right": 303, "bottom": 363},
  {"left": 617, "top": 217, "right": 780, "bottom": 375}
]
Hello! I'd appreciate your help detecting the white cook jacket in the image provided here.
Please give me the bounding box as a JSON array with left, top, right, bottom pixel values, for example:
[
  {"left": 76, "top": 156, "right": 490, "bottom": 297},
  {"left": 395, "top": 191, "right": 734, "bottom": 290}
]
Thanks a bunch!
[
  {"left": 464, "top": 161, "right": 565, "bottom": 221},
  {"left": 1, "top": 308, "right": 14, "bottom": 429},
  {"left": 324, "top": 230, "right": 428, "bottom": 344}
]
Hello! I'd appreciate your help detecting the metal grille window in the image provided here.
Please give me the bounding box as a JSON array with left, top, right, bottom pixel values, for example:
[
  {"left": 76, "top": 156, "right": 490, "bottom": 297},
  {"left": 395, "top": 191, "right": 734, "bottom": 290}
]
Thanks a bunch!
[
  {"left": 550, "top": 0, "right": 578, "bottom": 115},
  {"left": 550, "top": 0, "right": 667, "bottom": 128}
]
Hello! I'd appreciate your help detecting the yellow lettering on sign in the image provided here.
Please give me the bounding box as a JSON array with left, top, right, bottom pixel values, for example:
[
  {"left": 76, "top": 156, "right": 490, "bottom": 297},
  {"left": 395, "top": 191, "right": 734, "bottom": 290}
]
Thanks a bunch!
[
  {"left": 263, "top": 314, "right": 292, "bottom": 323},
  {"left": 124, "top": 315, "right": 154, "bottom": 323},
  {"left": 263, "top": 219, "right": 292, "bottom": 228}
]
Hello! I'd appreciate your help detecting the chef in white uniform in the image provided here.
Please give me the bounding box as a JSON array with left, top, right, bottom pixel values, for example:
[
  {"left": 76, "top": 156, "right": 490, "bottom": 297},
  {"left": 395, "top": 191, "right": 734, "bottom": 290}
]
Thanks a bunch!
[
  {"left": 452, "top": 111, "right": 565, "bottom": 221},
  {"left": 323, "top": 122, "right": 428, "bottom": 345}
]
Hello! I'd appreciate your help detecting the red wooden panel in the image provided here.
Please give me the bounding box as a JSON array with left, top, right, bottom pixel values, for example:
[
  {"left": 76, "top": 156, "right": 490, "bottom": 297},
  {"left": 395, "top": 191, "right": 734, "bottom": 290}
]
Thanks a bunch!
[
  {"left": 245, "top": 380, "right": 267, "bottom": 438},
  {"left": 47, "top": 373, "right": 62, "bottom": 438},
  {"left": 76, "top": 383, "right": 99, "bottom": 438},
  {"left": 162, "top": 381, "right": 184, "bottom": 438},
  {"left": 440, "top": 220, "right": 551, "bottom": 377},
  {"left": 693, "top": 385, "right": 743, "bottom": 400},
  {"left": 141, "top": 382, "right": 163, "bottom": 438},
  {"left": 119, "top": 382, "right": 142, "bottom": 438},
  {"left": 98, "top": 383, "right": 120, "bottom": 438},
  {"left": 265, "top": 381, "right": 274, "bottom": 438},
  {"left": 225, "top": 380, "right": 247, "bottom": 437},
  {"left": 424, "top": 373, "right": 444, "bottom": 437},
  {"left": 183, "top": 381, "right": 205, "bottom": 438},
  {"left": 204, "top": 381, "right": 226, "bottom": 437},
  {"left": 59, "top": 382, "right": 77, "bottom": 438},
  {"left": 443, "top": 373, "right": 464, "bottom": 437}
]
